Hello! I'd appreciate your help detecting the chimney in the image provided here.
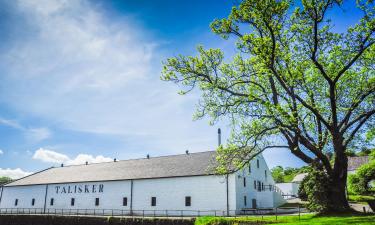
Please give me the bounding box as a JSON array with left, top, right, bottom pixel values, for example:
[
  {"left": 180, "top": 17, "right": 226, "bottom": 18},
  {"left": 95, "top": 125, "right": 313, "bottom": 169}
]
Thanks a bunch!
[
  {"left": 114, "top": 158, "right": 117, "bottom": 162},
  {"left": 218, "top": 128, "right": 222, "bottom": 147},
  {"left": 147, "top": 154, "right": 150, "bottom": 159},
  {"left": 61, "top": 164, "right": 64, "bottom": 167},
  {"left": 186, "top": 150, "right": 189, "bottom": 155},
  {"left": 85, "top": 161, "right": 88, "bottom": 165}
]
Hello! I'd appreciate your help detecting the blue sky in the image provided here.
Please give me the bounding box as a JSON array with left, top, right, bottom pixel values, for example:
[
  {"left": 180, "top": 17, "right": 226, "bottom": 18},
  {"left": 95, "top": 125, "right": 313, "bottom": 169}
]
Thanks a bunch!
[{"left": 0, "top": 0, "right": 364, "bottom": 178}]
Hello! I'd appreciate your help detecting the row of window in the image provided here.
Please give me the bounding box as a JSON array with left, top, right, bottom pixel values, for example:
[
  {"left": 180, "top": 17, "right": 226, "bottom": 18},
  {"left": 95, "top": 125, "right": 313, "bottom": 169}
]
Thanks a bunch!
[
  {"left": 14, "top": 196, "right": 192, "bottom": 207},
  {"left": 242, "top": 178, "right": 267, "bottom": 191},
  {"left": 247, "top": 161, "right": 268, "bottom": 180}
]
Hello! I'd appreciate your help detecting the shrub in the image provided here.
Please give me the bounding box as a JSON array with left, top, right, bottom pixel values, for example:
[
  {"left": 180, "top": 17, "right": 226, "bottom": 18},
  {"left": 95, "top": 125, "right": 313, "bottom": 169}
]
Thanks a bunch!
[
  {"left": 297, "top": 176, "right": 308, "bottom": 201},
  {"left": 297, "top": 164, "right": 332, "bottom": 213},
  {"left": 348, "top": 159, "right": 375, "bottom": 195}
]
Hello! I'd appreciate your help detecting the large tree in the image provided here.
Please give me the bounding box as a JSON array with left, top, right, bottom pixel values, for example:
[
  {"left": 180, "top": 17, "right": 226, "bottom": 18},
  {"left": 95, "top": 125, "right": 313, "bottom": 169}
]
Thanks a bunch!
[{"left": 161, "top": 0, "right": 374, "bottom": 212}]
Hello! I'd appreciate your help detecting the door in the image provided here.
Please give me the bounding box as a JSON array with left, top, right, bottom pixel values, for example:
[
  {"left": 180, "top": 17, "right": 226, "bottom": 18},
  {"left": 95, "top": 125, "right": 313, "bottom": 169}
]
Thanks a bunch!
[{"left": 252, "top": 199, "right": 257, "bottom": 209}]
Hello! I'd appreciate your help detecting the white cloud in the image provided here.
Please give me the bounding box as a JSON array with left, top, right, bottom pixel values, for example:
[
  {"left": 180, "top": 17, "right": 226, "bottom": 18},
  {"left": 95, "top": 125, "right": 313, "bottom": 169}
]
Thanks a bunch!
[
  {"left": 33, "top": 148, "right": 70, "bottom": 163},
  {"left": 66, "top": 154, "right": 113, "bottom": 165},
  {"left": 0, "top": 117, "right": 51, "bottom": 142},
  {"left": 0, "top": 0, "right": 223, "bottom": 157},
  {"left": 0, "top": 149, "right": 3, "bottom": 155},
  {"left": 0, "top": 168, "right": 32, "bottom": 179},
  {"left": 0, "top": 118, "right": 23, "bottom": 130},
  {"left": 32, "top": 148, "right": 112, "bottom": 165},
  {"left": 26, "top": 127, "right": 52, "bottom": 142}
]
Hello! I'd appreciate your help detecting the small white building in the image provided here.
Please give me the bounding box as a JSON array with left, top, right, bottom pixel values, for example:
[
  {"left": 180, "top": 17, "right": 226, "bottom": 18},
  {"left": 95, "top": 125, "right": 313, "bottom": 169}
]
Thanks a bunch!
[
  {"left": 275, "top": 173, "right": 309, "bottom": 199},
  {"left": 0, "top": 151, "right": 285, "bottom": 216}
]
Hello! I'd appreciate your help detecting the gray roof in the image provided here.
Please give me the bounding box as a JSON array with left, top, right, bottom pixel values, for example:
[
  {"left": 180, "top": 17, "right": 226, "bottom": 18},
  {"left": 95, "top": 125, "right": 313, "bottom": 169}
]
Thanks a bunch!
[
  {"left": 348, "top": 156, "right": 369, "bottom": 171},
  {"left": 6, "top": 151, "right": 218, "bottom": 187},
  {"left": 291, "top": 173, "right": 308, "bottom": 183}
]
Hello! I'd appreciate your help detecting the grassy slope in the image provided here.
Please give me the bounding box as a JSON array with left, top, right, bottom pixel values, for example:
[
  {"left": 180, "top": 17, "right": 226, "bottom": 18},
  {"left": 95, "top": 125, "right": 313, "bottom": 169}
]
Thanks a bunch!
[{"left": 195, "top": 214, "right": 375, "bottom": 225}]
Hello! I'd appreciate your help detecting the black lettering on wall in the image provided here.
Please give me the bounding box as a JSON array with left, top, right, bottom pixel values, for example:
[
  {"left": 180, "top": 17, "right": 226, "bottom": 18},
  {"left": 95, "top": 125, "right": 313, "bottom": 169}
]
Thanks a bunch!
[{"left": 55, "top": 186, "right": 60, "bottom": 194}]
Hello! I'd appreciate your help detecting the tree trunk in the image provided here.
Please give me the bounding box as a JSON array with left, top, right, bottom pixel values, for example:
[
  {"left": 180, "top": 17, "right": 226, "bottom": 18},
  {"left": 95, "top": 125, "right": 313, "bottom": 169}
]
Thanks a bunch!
[
  {"left": 327, "top": 172, "right": 350, "bottom": 212},
  {"left": 327, "top": 138, "right": 350, "bottom": 212}
]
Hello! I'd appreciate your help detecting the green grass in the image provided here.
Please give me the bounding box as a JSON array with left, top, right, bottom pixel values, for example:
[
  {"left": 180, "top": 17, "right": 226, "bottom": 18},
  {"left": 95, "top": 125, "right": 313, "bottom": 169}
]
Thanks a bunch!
[
  {"left": 348, "top": 194, "right": 375, "bottom": 204},
  {"left": 195, "top": 214, "right": 375, "bottom": 225}
]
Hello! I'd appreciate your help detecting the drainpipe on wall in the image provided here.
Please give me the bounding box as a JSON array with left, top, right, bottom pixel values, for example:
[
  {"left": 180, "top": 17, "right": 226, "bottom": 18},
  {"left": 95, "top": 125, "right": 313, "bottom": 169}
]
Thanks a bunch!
[
  {"left": 0, "top": 186, "right": 3, "bottom": 207},
  {"left": 130, "top": 180, "right": 133, "bottom": 215},
  {"left": 43, "top": 184, "right": 49, "bottom": 214},
  {"left": 226, "top": 174, "right": 229, "bottom": 216}
]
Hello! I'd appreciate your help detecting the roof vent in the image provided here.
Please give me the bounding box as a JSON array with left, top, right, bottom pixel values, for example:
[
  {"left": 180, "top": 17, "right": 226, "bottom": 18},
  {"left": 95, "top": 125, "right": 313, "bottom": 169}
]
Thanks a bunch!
[
  {"left": 114, "top": 158, "right": 117, "bottom": 162},
  {"left": 186, "top": 150, "right": 189, "bottom": 155},
  {"left": 147, "top": 154, "right": 150, "bottom": 159},
  {"left": 85, "top": 161, "right": 88, "bottom": 165},
  {"left": 61, "top": 164, "right": 64, "bottom": 167}
]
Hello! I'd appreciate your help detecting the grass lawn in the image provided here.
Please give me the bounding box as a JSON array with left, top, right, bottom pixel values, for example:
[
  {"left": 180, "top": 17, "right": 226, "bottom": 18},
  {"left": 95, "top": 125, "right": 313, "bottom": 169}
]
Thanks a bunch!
[
  {"left": 348, "top": 194, "right": 375, "bottom": 204},
  {"left": 195, "top": 214, "right": 375, "bottom": 225}
]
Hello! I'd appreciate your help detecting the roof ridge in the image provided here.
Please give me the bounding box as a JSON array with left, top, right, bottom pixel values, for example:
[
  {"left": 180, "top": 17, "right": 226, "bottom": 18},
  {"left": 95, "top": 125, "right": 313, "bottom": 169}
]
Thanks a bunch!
[{"left": 48, "top": 150, "right": 217, "bottom": 169}]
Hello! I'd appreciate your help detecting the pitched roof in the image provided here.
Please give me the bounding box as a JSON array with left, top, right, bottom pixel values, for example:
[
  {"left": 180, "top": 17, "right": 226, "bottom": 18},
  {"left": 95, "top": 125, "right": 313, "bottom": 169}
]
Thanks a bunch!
[
  {"left": 6, "top": 151, "right": 218, "bottom": 187},
  {"left": 291, "top": 173, "right": 307, "bottom": 183},
  {"left": 348, "top": 156, "right": 369, "bottom": 171}
]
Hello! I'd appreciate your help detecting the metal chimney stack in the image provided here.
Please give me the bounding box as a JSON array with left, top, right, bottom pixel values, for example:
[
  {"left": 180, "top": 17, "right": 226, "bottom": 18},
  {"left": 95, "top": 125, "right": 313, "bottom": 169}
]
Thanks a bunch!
[{"left": 218, "top": 128, "right": 221, "bottom": 147}]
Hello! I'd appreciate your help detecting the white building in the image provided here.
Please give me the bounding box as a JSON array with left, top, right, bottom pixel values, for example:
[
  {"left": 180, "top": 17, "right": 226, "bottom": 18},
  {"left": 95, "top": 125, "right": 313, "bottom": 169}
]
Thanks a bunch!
[
  {"left": 275, "top": 173, "right": 307, "bottom": 199},
  {"left": 0, "top": 151, "right": 285, "bottom": 216}
]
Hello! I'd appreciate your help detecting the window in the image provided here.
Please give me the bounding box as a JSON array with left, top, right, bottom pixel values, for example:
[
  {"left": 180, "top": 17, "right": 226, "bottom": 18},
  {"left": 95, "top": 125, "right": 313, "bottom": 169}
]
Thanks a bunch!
[
  {"left": 265, "top": 170, "right": 267, "bottom": 179},
  {"left": 254, "top": 180, "right": 257, "bottom": 190},
  {"left": 248, "top": 163, "right": 251, "bottom": 173},
  {"left": 95, "top": 198, "right": 99, "bottom": 206},
  {"left": 50, "top": 198, "right": 54, "bottom": 206},
  {"left": 244, "top": 196, "right": 247, "bottom": 206},
  {"left": 243, "top": 177, "right": 246, "bottom": 187},
  {"left": 257, "top": 181, "right": 261, "bottom": 192},
  {"left": 15, "top": 199, "right": 18, "bottom": 206},
  {"left": 257, "top": 159, "right": 259, "bottom": 168},
  {"left": 31, "top": 199, "right": 35, "bottom": 206},
  {"left": 123, "top": 197, "right": 128, "bottom": 206},
  {"left": 71, "top": 198, "right": 75, "bottom": 206},
  {"left": 151, "top": 197, "right": 156, "bottom": 206},
  {"left": 185, "top": 196, "right": 191, "bottom": 207}
]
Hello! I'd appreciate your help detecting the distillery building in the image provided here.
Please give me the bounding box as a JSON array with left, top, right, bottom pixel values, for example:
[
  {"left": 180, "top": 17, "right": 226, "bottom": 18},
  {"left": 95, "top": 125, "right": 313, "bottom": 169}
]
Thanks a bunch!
[{"left": 0, "top": 151, "right": 285, "bottom": 216}]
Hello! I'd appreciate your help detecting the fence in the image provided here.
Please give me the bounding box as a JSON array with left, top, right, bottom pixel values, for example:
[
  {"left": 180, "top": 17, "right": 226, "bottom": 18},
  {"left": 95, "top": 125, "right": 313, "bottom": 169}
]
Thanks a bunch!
[{"left": 0, "top": 207, "right": 307, "bottom": 218}]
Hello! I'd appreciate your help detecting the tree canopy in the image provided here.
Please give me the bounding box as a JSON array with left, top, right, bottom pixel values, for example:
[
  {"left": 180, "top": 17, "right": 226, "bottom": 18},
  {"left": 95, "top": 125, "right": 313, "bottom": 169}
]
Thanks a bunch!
[
  {"left": 162, "top": 0, "right": 374, "bottom": 211},
  {"left": 0, "top": 176, "right": 11, "bottom": 185},
  {"left": 271, "top": 166, "right": 310, "bottom": 183}
]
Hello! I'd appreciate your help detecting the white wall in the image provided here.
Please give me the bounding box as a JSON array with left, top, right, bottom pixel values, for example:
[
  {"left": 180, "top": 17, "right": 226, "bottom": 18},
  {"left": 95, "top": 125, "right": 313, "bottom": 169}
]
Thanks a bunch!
[
  {"left": 233, "top": 154, "right": 282, "bottom": 210},
  {"left": 0, "top": 175, "right": 234, "bottom": 216},
  {"left": 275, "top": 183, "right": 299, "bottom": 198},
  {"left": 0, "top": 185, "right": 46, "bottom": 210},
  {"left": 132, "top": 176, "right": 229, "bottom": 213},
  {"left": 47, "top": 180, "right": 132, "bottom": 211}
]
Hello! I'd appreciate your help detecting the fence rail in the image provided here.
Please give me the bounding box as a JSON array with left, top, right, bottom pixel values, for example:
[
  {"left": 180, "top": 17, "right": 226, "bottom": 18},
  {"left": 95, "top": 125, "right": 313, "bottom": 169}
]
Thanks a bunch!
[{"left": 0, "top": 207, "right": 307, "bottom": 218}]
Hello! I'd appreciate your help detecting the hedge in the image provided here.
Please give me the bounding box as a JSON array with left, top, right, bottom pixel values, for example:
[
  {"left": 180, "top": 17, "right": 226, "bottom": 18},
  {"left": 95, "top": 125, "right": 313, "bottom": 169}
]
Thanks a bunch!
[{"left": 0, "top": 215, "right": 195, "bottom": 225}]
